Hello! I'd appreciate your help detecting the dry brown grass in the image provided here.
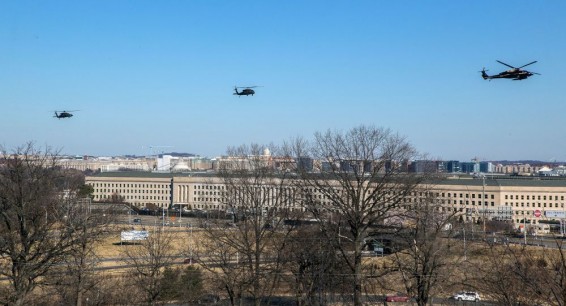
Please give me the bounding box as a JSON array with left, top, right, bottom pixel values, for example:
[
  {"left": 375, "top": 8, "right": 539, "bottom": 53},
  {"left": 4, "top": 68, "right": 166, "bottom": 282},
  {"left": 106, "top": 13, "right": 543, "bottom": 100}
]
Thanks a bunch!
[{"left": 91, "top": 224, "right": 204, "bottom": 271}]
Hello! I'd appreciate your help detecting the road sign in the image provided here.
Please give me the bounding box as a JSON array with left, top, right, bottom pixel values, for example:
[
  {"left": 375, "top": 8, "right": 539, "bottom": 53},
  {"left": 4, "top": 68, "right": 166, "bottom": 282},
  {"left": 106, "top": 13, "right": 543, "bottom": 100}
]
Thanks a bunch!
[
  {"left": 121, "top": 230, "right": 149, "bottom": 242},
  {"left": 545, "top": 211, "right": 566, "bottom": 218},
  {"left": 534, "top": 210, "right": 541, "bottom": 217}
]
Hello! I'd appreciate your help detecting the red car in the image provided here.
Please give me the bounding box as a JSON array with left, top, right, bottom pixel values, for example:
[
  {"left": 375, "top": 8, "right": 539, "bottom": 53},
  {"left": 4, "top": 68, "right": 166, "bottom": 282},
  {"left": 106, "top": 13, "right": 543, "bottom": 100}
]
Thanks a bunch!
[{"left": 386, "top": 293, "right": 411, "bottom": 302}]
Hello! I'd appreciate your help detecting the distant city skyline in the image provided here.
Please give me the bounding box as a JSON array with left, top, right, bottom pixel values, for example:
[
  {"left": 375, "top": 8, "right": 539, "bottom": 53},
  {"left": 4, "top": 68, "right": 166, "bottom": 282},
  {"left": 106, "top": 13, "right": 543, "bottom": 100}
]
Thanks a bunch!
[
  {"left": 54, "top": 151, "right": 566, "bottom": 165},
  {"left": 2, "top": 1, "right": 566, "bottom": 161}
]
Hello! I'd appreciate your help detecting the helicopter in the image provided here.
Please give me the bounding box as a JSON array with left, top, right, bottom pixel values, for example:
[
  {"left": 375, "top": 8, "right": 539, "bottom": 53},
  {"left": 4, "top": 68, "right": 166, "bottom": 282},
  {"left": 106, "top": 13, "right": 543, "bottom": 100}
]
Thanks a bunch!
[
  {"left": 481, "top": 60, "right": 539, "bottom": 80},
  {"left": 233, "top": 86, "right": 260, "bottom": 96},
  {"left": 53, "top": 110, "right": 77, "bottom": 119}
]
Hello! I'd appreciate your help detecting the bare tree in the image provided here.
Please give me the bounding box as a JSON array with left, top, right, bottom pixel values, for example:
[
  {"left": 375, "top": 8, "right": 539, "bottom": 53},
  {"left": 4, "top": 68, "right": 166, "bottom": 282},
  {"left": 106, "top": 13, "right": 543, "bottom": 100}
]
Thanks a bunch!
[
  {"left": 196, "top": 143, "right": 298, "bottom": 306},
  {"left": 537, "top": 239, "right": 566, "bottom": 306},
  {"left": 473, "top": 244, "right": 533, "bottom": 305},
  {"left": 286, "top": 125, "right": 426, "bottom": 306},
  {"left": 282, "top": 224, "right": 351, "bottom": 306},
  {"left": 47, "top": 203, "right": 114, "bottom": 306},
  {"left": 387, "top": 189, "right": 459, "bottom": 306},
  {"left": 159, "top": 265, "right": 204, "bottom": 304},
  {"left": 466, "top": 236, "right": 566, "bottom": 306},
  {"left": 196, "top": 231, "right": 252, "bottom": 305},
  {"left": 0, "top": 143, "right": 100, "bottom": 306},
  {"left": 120, "top": 229, "right": 179, "bottom": 305}
]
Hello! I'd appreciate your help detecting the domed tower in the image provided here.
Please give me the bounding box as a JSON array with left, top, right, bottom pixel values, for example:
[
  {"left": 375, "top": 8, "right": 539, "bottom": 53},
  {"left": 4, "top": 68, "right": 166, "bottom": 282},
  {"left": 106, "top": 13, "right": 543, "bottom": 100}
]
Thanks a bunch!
[{"left": 263, "top": 147, "right": 271, "bottom": 157}]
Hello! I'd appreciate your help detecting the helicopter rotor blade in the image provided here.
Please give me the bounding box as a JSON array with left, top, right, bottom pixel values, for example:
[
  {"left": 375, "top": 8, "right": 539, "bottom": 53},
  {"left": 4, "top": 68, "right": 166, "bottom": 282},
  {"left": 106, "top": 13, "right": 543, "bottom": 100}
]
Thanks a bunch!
[
  {"left": 496, "top": 60, "right": 516, "bottom": 69},
  {"left": 518, "top": 61, "right": 537, "bottom": 69}
]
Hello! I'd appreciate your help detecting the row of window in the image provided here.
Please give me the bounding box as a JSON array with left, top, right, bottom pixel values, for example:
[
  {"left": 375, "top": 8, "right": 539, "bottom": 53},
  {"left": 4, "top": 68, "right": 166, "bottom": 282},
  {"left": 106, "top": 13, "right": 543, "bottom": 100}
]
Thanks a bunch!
[
  {"left": 505, "top": 202, "right": 564, "bottom": 208},
  {"left": 505, "top": 194, "right": 564, "bottom": 201},
  {"left": 439, "top": 200, "right": 495, "bottom": 206},
  {"left": 195, "top": 185, "right": 225, "bottom": 190},
  {"left": 194, "top": 197, "right": 220, "bottom": 202},
  {"left": 94, "top": 194, "right": 170, "bottom": 201},
  {"left": 95, "top": 189, "right": 167, "bottom": 194},
  {"left": 194, "top": 191, "right": 222, "bottom": 196},
  {"left": 91, "top": 183, "right": 169, "bottom": 189},
  {"left": 442, "top": 193, "right": 495, "bottom": 199}
]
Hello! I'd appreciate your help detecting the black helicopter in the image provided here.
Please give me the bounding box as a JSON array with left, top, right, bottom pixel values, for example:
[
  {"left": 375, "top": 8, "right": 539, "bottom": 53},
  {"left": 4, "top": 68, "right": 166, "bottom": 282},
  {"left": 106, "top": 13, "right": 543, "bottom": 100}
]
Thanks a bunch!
[
  {"left": 481, "top": 60, "right": 539, "bottom": 80},
  {"left": 53, "top": 110, "right": 77, "bottom": 119},
  {"left": 233, "top": 86, "right": 260, "bottom": 96}
]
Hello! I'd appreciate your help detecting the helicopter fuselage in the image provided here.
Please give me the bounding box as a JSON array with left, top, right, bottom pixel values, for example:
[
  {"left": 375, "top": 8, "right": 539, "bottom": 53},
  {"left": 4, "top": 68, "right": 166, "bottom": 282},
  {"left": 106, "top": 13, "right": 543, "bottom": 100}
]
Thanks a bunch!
[
  {"left": 481, "top": 60, "right": 538, "bottom": 81},
  {"left": 486, "top": 70, "right": 533, "bottom": 80},
  {"left": 54, "top": 112, "right": 73, "bottom": 119},
  {"left": 234, "top": 88, "right": 255, "bottom": 96}
]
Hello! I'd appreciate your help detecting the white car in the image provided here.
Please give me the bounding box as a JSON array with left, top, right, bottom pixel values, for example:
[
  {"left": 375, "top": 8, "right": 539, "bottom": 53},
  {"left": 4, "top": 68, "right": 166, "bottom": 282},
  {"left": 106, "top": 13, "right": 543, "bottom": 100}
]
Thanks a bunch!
[{"left": 453, "top": 291, "right": 480, "bottom": 302}]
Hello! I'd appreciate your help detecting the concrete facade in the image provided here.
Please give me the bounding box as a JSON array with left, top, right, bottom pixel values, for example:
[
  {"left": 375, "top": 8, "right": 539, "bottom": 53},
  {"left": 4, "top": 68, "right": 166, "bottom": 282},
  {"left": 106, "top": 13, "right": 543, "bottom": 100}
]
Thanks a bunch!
[{"left": 85, "top": 173, "right": 566, "bottom": 230}]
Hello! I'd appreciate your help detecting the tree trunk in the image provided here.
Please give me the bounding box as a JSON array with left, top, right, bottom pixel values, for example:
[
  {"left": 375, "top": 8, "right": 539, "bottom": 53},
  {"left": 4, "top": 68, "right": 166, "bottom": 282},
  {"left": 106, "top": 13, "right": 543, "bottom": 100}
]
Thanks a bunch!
[{"left": 353, "top": 235, "right": 364, "bottom": 306}]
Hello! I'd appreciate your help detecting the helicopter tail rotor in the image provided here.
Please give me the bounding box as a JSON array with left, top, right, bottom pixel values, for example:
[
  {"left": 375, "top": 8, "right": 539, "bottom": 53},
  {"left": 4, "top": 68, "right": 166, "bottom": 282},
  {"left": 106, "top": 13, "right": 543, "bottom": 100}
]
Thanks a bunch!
[{"left": 480, "top": 68, "right": 490, "bottom": 80}]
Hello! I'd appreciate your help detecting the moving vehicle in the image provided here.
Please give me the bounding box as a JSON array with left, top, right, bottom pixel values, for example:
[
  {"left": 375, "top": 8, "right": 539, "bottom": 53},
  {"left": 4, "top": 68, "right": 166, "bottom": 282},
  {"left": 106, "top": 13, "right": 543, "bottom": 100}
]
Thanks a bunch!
[
  {"left": 452, "top": 291, "right": 480, "bottom": 302},
  {"left": 233, "top": 86, "right": 260, "bottom": 96},
  {"left": 53, "top": 110, "right": 77, "bottom": 119},
  {"left": 481, "top": 60, "right": 539, "bottom": 80},
  {"left": 386, "top": 293, "right": 411, "bottom": 302}
]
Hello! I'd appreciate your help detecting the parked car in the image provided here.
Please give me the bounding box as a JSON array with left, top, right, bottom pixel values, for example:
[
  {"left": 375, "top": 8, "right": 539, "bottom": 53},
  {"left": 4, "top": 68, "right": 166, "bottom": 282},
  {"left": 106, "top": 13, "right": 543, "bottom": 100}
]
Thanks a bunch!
[
  {"left": 452, "top": 291, "right": 480, "bottom": 302},
  {"left": 386, "top": 293, "right": 411, "bottom": 302},
  {"left": 132, "top": 218, "right": 142, "bottom": 224}
]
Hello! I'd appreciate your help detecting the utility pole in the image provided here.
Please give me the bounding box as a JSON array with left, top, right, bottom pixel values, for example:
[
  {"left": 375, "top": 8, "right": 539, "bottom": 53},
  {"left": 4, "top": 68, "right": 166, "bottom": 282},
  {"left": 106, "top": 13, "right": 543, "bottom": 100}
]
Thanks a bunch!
[
  {"left": 524, "top": 217, "right": 527, "bottom": 245},
  {"left": 463, "top": 226, "right": 467, "bottom": 261},
  {"left": 482, "top": 175, "right": 486, "bottom": 238}
]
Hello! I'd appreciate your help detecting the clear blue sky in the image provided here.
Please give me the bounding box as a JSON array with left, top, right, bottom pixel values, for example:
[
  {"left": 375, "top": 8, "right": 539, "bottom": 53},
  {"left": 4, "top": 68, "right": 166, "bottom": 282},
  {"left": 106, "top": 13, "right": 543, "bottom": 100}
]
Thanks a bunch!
[{"left": 1, "top": 1, "right": 565, "bottom": 161}]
